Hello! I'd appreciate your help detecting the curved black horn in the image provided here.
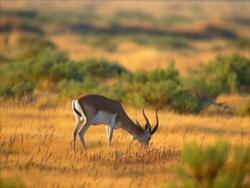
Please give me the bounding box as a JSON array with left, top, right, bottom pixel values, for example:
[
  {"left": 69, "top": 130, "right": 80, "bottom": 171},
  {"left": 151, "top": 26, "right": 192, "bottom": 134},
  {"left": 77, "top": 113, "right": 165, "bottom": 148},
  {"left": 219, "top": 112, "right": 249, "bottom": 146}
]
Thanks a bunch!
[
  {"left": 143, "top": 108, "right": 151, "bottom": 131},
  {"left": 151, "top": 108, "right": 159, "bottom": 134},
  {"left": 143, "top": 107, "right": 150, "bottom": 124}
]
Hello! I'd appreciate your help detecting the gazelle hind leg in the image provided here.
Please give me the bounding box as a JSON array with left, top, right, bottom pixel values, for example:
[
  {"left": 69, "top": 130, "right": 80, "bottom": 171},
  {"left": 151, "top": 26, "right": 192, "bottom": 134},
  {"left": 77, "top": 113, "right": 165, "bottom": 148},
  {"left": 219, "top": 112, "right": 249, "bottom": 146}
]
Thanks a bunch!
[
  {"left": 72, "top": 100, "right": 86, "bottom": 150},
  {"left": 78, "top": 119, "right": 91, "bottom": 151},
  {"left": 73, "top": 115, "right": 83, "bottom": 150}
]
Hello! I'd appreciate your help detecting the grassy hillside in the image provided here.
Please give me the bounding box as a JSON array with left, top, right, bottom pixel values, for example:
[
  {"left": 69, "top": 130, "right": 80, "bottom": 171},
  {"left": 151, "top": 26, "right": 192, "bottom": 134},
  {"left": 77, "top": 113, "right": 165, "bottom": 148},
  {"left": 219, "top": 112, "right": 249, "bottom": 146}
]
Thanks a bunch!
[{"left": 1, "top": 1, "right": 249, "bottom": 73}]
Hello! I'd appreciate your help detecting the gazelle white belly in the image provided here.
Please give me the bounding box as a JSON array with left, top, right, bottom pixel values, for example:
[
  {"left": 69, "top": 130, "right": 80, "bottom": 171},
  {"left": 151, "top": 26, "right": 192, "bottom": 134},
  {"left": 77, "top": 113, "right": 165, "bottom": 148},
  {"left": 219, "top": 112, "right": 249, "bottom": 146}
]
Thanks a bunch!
[{"left": 91, "top": 111, "right": 117, "bottom": 127}]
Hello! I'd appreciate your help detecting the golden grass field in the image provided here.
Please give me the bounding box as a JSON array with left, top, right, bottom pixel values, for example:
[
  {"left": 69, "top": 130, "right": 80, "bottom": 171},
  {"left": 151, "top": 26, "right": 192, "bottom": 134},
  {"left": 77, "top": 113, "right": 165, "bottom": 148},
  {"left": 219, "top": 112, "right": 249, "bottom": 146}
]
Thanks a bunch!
[
  {"left": 1, "top": 100, "right": 249, "bottom": 188},
  {"left": 0, "top": 1, "right": 250, "bottom": 187}
]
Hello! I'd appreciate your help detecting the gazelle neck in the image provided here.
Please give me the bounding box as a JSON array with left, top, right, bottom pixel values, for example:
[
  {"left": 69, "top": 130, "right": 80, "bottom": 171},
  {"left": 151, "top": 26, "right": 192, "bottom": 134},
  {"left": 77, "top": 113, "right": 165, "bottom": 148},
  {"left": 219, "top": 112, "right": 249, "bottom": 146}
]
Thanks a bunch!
[{"left": 119, "top": 115, "right": 145, "bottom": 137}]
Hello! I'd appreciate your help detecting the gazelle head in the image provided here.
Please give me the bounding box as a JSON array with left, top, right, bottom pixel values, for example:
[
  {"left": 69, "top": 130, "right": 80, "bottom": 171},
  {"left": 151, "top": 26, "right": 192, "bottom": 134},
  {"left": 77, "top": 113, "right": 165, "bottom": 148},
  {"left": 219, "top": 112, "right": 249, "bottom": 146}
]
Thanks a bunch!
[{"left": 134, "top": 108, "right": 159, "bottom": 145}]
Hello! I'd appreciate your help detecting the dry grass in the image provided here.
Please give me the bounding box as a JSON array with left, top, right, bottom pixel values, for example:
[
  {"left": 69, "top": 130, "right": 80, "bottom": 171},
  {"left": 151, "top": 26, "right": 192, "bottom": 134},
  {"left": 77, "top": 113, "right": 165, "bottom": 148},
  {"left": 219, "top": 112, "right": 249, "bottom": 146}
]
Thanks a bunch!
[{"left": 0, "top": 101, "right": 249, "bottom": 188}]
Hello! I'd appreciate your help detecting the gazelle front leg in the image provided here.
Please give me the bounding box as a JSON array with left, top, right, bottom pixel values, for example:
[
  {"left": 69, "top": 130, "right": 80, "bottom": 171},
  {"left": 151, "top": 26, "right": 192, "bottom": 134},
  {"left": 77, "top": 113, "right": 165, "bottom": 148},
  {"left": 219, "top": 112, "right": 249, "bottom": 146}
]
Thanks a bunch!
[
  {"left": 105, "top": 126, "right": 110, "bottom": 142},
  {"left": 107, "top": 113, "right": 117, "bottom": 147}
]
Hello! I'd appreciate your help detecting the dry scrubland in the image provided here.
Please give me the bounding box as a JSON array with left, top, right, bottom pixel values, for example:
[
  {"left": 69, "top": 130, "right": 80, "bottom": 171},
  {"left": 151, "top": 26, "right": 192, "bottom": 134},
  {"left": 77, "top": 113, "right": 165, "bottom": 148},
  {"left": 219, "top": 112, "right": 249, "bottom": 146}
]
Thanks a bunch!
[
  {"left": 0, "top": 101, "right": 249, "bottom": 188},
  {"left": 1, "top": 1, "right": 250, "bottom": 187}
]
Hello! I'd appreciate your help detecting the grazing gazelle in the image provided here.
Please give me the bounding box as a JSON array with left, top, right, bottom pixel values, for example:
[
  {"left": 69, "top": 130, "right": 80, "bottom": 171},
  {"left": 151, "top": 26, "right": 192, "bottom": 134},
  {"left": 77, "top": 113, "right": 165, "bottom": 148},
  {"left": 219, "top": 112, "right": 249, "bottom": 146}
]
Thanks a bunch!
[{"left": 72, "top": 94, "right": 159, "bottom": 150}]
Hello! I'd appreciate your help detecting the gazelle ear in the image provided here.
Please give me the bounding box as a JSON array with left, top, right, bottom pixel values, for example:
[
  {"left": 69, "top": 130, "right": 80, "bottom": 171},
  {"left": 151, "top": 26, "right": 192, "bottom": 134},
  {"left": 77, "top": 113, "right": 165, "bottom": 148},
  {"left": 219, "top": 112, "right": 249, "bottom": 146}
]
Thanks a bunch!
[{"left": 135, "top": 120, "right": 140, "bottom": 127}]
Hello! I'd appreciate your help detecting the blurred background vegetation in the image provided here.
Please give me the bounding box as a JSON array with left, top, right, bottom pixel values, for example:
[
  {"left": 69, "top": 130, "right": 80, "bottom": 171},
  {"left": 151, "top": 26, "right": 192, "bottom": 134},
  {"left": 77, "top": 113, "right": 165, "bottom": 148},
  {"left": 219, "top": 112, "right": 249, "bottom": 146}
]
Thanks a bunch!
[{"left": 0, "top": 1, "right": 249, "bottom": 115}]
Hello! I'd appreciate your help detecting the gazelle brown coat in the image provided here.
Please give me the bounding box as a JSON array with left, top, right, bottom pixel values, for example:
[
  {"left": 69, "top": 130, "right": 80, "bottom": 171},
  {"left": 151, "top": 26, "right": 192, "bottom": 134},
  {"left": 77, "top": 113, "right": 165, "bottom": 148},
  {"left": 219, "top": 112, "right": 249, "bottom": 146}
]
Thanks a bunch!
[{"left": 72, "top": 94, "right": 159, "bottom": 150}]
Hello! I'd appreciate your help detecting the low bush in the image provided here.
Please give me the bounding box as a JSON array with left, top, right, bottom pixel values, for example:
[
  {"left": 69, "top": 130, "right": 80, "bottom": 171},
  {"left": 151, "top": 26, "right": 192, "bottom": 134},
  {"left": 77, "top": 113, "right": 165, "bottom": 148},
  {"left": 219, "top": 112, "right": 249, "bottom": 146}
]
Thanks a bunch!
[
  {"left": 0, "top": 84, "right": 15, "bottom": 98},
  {"left": 57, "top": 80, "right": 86, "bottom": 100},
  {"left": 0, "top": 81, "right": 35, "bottom": 99},
  {"left": 15, "top": 34, "right": 56, "bottom": 61},
  {"left": 78, "top": 59, "right": 129, "bottom": 79},
  {"left": 0, "top": 42, "right": 249, "bottom": 114},
  {"left": 170, "top": 88, "right": 202, "bottom": 113},
  {"left": 140, "top": 80, "right": 178, "bottom": 108},
  {"left": 132, "top": 62, "right": 179, "bottom": 84},
  {"left": 124, "top": 91, "right": 146, "bottom": 108},
  {"left": 57, "top": 78, "right": 126, "bottom": 102},
  {"left": 184, "top": 54, "right": 250, "bottom": 98},
  {"left": 166, "top": 141, "right": 250, "bottom": 188}
]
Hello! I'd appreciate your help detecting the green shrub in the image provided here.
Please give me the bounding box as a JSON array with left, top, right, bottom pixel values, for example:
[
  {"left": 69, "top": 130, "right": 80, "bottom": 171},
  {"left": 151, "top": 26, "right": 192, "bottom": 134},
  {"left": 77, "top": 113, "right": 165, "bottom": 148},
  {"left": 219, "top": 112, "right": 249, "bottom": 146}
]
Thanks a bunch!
[
  {"left": 104, "top": 82, "right": 126, "bottom": 101},
  {"left": 30, "top": 49, "right": 74, "bottom": 81},
  {"left": 164, "top": 62, "right": 180, "bottom": 83},
  {"left": 132, "top": 70, "right": 148, "bottom": 83},
  {"left": 15, "top": 35, "right": 56, "bottom": 61},
  {"left": 124, "top": 66, "right": 200, "bottom": 112},
  {"left": 210, "top": 55, "right": 249, "bottom": 92},
  {"left": 124, "top": 80, "right": 175, "bottom": 108},
  {"left": 1, "top": 47, "right": 248, "bottom": 115},
  {"left": 0, "top": 80, "right": 34, "bottom": 99},
  {"left": 142, "top": 80, "right": 178, "bottom": 108},
  {"left": 79, "top": 59, "right": 128, "bottom": 79},
  {"left": 166, "top": 141, "right": 250, "bottom": 188},
  {"left": 124, "top": 72, "right": 202, "bottom": 112},
  {"left": 148, "top": 63, "right": 179, "bottom": 84},
  {"left": 132, "top": 62, "right": 179, "bottom": 84},
  {"left": 124, "top": 92, "right": 146, "bottom": 108},
  {"left": 184, "top": 54, "right": 250, "bottom": 98},
  {"left": 12, "top": 81, "right": 35, "bottom": 98},
  {"left": 0, "top": 60, "right": 35, "bottom": 98},
  {"left": 57, "top": 80, "right": 86, "bottom": 99},
  {"left": 0, "top": 84, "right": 15, "bottom": 98},
  {"left": 57, "top": 77, "right": 103, "bottom": 100},
  {"left": 0, "top": 61, "right": 31, "bottom": 85},
  {"left": 182, "top": 73, "right": 223, "bottom": 98},
  {"left": 170, "top": 89, "right": 201, "bottom": 113}
]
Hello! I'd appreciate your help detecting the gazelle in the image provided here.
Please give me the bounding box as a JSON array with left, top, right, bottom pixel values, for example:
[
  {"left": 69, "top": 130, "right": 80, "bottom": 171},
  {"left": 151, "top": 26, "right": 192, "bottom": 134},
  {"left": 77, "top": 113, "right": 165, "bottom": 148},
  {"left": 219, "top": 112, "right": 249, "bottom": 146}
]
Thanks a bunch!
[{"left": 72, "top": 94, "right": 159, "bottom": 150}]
